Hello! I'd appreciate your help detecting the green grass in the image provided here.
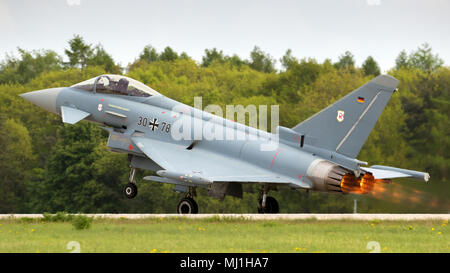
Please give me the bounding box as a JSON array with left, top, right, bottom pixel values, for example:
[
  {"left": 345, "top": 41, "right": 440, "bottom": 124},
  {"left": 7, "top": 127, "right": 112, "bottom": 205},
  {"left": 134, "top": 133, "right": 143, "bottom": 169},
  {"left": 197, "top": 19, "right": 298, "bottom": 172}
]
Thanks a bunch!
[{"left": 0, "top": 217, "right": 448, "bottom": 253}]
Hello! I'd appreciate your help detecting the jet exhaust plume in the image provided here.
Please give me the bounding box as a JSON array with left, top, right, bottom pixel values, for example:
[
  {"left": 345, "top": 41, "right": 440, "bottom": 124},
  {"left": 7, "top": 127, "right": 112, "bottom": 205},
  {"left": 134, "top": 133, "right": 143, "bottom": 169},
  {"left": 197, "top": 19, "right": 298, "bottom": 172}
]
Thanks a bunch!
[{"left": 341, "top": 173, "right": 449, "bottom": 210}]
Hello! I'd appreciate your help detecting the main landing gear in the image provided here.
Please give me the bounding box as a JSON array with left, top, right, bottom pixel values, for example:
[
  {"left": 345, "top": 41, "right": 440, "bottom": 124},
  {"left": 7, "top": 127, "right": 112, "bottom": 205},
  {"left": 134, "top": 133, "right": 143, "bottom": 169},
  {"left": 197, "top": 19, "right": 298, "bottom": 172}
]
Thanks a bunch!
[
  {"left": 124, "top": 168, "right": 138, "bottom": 199},
  {"left": 258, "top": 185, "right": 279, "bottom": 214},
  {"left": 177, "top": 187, "right": 198, "bottom": 214}
]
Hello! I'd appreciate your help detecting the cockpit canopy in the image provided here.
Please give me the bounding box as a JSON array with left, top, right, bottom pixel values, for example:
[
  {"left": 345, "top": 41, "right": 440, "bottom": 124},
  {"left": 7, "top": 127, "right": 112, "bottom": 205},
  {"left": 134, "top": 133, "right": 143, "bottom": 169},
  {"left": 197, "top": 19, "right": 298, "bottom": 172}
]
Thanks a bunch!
[{"left": 71, "top": 75, "right": 160, "bottom": 97}]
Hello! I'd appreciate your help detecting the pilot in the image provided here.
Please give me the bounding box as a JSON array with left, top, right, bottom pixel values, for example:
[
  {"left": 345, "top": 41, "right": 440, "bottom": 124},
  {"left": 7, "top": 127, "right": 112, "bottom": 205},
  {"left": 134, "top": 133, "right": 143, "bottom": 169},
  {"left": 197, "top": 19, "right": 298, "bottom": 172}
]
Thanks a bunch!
[{"left": 116, "top": 78, "right": 129, "bottom": 94}]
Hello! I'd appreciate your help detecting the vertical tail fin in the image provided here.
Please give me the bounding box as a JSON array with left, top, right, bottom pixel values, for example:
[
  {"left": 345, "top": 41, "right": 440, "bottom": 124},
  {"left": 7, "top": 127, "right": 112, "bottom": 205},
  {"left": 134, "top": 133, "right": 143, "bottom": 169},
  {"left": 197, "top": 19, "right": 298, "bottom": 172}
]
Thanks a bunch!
[{"left": 292, "top": 75, "right": 399, "bottom": 158}]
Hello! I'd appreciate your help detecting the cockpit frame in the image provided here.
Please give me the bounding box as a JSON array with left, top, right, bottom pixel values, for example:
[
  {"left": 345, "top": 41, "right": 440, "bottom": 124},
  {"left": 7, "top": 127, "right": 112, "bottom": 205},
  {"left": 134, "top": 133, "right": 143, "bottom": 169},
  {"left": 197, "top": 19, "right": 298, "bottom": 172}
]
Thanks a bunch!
[{"left": 71, "top": 74, "right": 160, "bottom": 97}]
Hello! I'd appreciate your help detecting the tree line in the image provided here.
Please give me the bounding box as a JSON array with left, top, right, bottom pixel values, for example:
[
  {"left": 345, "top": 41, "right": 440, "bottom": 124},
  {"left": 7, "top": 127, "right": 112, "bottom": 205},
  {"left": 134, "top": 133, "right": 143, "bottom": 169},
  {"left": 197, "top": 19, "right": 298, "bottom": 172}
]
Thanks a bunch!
[{"left": 0, "top": 35, "right": 448, "bottom": 213}]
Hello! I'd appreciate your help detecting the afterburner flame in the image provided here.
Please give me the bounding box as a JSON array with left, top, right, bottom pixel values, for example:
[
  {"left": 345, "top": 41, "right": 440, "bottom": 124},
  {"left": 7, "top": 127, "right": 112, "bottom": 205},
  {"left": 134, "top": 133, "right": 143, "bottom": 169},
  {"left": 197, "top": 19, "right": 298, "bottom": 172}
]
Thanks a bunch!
[
  {"left": 339, "top": 172, "right": 449, "bottom": 210},
  {"left": 340, "top": 174, "right": 361, "bottom": 193},
  {"left": 340, "top": 173, "right": 389, "bottom": 194}
]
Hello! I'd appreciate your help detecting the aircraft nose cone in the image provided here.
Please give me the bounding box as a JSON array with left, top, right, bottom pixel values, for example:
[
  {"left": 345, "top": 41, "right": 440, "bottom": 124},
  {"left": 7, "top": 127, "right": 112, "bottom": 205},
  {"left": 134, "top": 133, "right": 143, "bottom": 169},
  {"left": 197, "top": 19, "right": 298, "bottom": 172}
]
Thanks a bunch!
[{"left": 20, "top": 87, "right": 63, "bottom": 114}]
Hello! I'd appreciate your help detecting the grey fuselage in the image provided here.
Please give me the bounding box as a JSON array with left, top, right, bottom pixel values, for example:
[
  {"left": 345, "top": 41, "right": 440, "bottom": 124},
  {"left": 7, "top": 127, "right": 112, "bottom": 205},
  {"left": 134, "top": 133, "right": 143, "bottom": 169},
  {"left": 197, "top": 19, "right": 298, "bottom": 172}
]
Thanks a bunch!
[{"left": 54, "top": 86, "right": 340, "bottom": 192}]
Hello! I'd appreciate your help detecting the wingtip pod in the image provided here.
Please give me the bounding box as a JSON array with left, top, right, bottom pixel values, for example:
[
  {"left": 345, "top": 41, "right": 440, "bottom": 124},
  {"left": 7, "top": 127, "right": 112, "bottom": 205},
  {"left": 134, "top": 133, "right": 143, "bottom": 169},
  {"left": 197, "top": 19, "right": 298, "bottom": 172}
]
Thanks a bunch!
[
  {"left": 363, "top": 165, "right": 430, "bottom": 182},
  {"left": 371, "top": 75, "right": 399, "bottom": 90},
  {"left": 424, "top": 172, "right": 430, "bottom": 182}
]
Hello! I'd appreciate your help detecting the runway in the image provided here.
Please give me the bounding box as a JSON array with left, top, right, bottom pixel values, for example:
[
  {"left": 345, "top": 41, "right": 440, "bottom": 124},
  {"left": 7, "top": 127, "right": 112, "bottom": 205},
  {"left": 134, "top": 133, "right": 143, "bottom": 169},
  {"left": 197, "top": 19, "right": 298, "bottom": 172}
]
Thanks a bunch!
[{"left": 1, "top": 213, "right": 449, "bottom": 220}]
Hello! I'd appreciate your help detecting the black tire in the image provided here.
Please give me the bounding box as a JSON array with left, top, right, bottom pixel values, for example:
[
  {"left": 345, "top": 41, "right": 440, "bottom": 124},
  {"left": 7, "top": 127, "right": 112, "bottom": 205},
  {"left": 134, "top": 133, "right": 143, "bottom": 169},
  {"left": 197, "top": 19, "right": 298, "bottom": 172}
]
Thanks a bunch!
[
  {"left": 258, "top": 196, "right": 279, "bottom": 214},
  {"left": 177, "top": 197, "right": 198, "bottom": 214},
  {"left": 124, "top": 183, "right": 138, "bottom": 199}
]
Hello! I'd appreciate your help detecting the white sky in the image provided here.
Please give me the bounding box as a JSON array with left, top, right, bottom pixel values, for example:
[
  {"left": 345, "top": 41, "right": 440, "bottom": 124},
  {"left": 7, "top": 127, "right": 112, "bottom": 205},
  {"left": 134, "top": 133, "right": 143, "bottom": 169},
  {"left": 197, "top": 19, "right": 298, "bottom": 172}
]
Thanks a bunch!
[{"left": 1, "top": 0, "right": 449, "bottom": 72}]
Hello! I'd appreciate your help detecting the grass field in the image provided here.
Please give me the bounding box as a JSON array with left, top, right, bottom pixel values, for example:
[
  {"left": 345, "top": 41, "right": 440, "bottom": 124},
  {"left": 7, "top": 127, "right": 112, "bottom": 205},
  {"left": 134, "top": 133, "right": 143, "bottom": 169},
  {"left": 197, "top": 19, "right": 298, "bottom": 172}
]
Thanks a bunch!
[{"left": 0, "top": 217, "right": 448, "bottom": 253}]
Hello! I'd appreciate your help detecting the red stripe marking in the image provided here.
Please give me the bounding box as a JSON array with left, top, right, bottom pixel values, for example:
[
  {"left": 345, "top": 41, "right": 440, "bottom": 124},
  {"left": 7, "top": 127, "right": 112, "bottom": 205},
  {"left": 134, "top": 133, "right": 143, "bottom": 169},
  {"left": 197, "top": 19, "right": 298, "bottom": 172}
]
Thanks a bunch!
[{"left": 270, "top": 148, "right": 283, "bottom": 169}]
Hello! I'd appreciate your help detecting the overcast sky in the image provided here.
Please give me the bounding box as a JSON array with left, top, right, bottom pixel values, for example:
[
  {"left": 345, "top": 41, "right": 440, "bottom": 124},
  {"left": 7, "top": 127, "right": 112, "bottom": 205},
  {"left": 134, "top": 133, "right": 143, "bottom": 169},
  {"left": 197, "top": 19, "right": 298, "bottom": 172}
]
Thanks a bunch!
[{"left": 1, "top": 0, "right": 449, "bottom": 72}]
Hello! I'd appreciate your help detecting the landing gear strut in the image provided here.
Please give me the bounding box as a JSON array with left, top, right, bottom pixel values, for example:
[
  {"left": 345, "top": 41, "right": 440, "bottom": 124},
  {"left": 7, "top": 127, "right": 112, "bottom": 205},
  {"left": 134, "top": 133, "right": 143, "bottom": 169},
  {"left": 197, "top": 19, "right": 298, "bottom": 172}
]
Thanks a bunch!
[
  {"left": 124, "top": 167, "right": 138, "bottom": 199},
  {"left": 177, "top": 187, "right": 198, "bottom": 214},
  {"left": 258, "top": 185, "right": 279, "bottom": 214}
]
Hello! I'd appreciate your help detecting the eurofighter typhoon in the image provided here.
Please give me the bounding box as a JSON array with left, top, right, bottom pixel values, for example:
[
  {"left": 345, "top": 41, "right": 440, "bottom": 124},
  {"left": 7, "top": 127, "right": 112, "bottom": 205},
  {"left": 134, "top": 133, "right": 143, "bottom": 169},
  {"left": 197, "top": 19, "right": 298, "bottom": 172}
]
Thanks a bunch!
[{"left": 20, "top": 74, "right": 430, "bottom": 213}]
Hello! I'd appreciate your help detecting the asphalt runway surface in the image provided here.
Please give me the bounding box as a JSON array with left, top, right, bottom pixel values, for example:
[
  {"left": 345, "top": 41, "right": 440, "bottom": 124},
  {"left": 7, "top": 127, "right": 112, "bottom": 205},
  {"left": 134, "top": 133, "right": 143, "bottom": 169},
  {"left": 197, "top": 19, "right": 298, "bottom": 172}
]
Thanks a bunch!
[{"left": 1, "top": 214, "right": 448, "bottom": 220}]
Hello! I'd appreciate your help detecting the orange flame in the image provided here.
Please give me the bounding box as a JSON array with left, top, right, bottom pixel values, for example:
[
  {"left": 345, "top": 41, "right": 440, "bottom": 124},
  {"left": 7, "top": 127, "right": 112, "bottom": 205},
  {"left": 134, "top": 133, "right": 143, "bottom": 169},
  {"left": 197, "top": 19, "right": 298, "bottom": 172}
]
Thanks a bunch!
[
  {"left": 340, "top": 174, "right": 361, "bottom": 194},
  {"left": 364, "top": 180, "right": 449, "bottom": 210},
  {"left": 340, "top": 173, "right": 385, "bottom": 194},
  {"left": 340, "top": 173, "right": 450, "bottom": 211}
]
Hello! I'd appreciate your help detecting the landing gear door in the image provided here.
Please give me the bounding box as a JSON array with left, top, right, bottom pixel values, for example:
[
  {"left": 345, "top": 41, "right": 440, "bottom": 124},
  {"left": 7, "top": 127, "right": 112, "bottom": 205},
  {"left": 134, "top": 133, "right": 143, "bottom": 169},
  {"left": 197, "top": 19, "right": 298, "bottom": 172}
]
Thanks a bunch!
[{"left": 106, "top": 129, "right": 144, "bottom": 155}]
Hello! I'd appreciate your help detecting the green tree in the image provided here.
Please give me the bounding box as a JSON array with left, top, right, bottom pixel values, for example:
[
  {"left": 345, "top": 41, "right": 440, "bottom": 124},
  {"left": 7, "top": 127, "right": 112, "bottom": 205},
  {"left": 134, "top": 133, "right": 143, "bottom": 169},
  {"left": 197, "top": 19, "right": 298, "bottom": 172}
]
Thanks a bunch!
[
  {"left": 35, "top": 123, "right": 125, "bottom": 212},
  {"left": 392, "top": 68, "right": 450, "bottom": 182},
  {"left": 179, "top": 52, "right": 191, "bottom": 60},
  {"left": 0, "top": 48, "right": 62, "bottom": 84},
  {"left": 202, "top": 48, "right": 225, "bottom": 67},
  {"left": 0, "top": 119, "right": 34, "bottom": 213},
  {"left": 362, "top": 56, "right": 381, "bottom": 76},
  {"left": 280, "top": 49, "right": 298, "bottom": 70},
  {"left": 65, "top": 34, "right": 93, "bottom": 68},
  {"left": 262, "top": 58, "right": 324, "bottom": 104},
  {"left": 395, "top": 50, "right": 409, "bottom": 70},
  {"left": 224, "top": 54, "right": 246, "bottom": 68},
  {"left": 87, "top": 45, "right": 121, "bottom": 74},
  {"left": 249, "top": 46, "right": 276, "bottom": 73},
  {"left": 395, "top": 44, "right": 444, "bottom": 72},
  {"left": 139, "top": 45, "right": 159, "bottom": 63},
  {"left": 159, "top": 47, "right": 179, "bottom": 62},
  {"left": 334, "top": 51, "right": 355, "bottom": 71},
  {"left": 408, "top": 43, "right": 444, "bottom": 72}
]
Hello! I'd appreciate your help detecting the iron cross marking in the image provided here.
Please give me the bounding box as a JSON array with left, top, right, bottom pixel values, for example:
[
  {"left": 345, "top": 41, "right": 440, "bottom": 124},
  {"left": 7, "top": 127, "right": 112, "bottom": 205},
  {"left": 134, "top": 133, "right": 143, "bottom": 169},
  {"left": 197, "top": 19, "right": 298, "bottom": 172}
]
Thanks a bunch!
[{"left": 149, "top": 118, "right": 159, "bottom": 131}]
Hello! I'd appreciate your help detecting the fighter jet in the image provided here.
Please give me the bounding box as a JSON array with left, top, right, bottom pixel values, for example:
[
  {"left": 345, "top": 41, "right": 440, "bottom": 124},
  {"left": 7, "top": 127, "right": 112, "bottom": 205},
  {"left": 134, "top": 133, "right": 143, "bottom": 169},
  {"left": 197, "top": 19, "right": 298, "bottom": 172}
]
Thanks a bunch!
[{"left": 20, "top": 74, "right": 429, "bottom": 214}]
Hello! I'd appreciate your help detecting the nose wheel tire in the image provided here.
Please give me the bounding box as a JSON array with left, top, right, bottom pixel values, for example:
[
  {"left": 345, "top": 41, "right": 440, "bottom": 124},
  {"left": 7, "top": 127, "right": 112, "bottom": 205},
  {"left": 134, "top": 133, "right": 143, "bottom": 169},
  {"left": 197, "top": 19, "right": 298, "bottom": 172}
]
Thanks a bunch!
[
  {"left": 124, "top": 183, "right": 138, "bottom": 199},
  {"left": 258, "top": 196, "right": 279, "bottom": 214},
  {"left": 177, "top": 197, "right": 198, "bottom": 214}
]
